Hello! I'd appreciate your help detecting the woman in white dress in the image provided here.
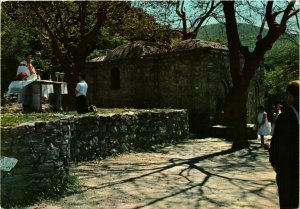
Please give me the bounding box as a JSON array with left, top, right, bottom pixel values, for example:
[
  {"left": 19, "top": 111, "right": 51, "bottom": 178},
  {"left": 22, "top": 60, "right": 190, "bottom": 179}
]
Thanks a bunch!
[{"left": 257, "top": 106, "right": 271, "bottom": 148}]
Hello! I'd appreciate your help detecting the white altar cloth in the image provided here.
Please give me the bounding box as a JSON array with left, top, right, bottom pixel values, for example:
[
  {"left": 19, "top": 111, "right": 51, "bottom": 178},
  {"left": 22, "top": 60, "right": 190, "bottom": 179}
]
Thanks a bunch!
[{"left": 7, "top": 80, "right": 68, "bottom": 99}]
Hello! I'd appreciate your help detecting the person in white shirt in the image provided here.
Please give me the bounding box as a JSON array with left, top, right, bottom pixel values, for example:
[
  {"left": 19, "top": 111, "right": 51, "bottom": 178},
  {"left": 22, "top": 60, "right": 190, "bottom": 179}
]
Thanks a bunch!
[
  {"left": 16, "top": 53, "right": 36, "bottom": 80},
  {"left": 75, "top": 73, "right": 97, "bottom": 114}
]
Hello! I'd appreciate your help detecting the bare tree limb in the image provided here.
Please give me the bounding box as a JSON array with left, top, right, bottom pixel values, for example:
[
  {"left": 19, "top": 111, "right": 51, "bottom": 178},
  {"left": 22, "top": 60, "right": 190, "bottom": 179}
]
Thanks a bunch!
[
  {"left": 280, "top": 1, "right": 295, "bottom": 25},
  {"left": 258, "top": 17, "right": 266, "bottom": 38},
  {"left": 292, "top": 5, "right": 300, "bottom": 28},
  {"left": 273, "top": 10, "right": 284, "bottom": 19},
  {"left": 194, "top": 1, "right": 221, "bottom": 32},
  {"left": 176, "top": 1, "right": 183, "bottom": 18},
  {"left": 288, "top": 8, "right": 299, "bottom": 19},
  {"left": 222, "top": 1, "right": 242, "bottom": 86},
  {"left": 265, "top": 1, "right": 275, "bottom": 29},
  {"left": 181, "top": 1, "right": 185, "bottom": 15}
]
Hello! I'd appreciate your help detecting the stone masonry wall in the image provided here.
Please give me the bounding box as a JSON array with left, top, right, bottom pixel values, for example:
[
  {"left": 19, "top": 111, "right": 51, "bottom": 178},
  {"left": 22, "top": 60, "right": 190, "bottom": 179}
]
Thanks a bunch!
[
  {"left": 1, "top": 109, "right": 188, "bottom": 205},
  {"left": 85, "top": 47, "right": 264, "bottom": 134}
]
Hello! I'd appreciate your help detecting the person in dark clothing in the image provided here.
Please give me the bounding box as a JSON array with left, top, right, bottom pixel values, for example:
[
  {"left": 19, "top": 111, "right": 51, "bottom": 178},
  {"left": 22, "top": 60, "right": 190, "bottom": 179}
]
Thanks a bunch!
[
  {"left": 269, "top": 80, "right": 299, "bottom": 209},
  {"left": 75, "top": 73, "right": 97, "bottom": 114}
]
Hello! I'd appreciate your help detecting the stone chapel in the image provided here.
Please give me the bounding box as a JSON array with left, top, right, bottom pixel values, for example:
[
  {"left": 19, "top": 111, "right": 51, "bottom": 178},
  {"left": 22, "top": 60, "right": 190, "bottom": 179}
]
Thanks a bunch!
[{"left": 85, "top": 39, "right": 264, "bottom": 134}]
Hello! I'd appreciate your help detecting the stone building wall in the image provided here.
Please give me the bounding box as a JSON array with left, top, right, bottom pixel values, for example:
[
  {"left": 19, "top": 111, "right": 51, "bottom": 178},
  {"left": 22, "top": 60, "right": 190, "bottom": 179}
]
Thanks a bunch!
[
  {"left": 85, "top": 40, "right": 264, "bottom": 134},
  {"left": 1, "top": 109, "right": 188, "bottom": 205}
]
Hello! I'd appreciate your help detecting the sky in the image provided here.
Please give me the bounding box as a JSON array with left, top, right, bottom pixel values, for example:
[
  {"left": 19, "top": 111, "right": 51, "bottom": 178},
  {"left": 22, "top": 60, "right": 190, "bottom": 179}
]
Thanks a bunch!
[{"left": 134, "top": 1, "right": 299, "bottom": 31}]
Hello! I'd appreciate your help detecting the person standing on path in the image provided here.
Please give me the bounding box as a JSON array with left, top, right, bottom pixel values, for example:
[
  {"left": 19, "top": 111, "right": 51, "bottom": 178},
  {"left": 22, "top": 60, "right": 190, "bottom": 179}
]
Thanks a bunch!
[
  {"left": 257, "top": 106, "right": 271, "bottom": 148},
  {"left": 269, "top": 80, "right": 299, "bottom": 209}
]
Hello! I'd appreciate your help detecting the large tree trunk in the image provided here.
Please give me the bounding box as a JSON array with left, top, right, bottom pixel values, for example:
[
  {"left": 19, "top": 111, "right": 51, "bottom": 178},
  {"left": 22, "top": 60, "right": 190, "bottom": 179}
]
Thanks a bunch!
[
  {"left": 59, "top": 44, "right": 88, "bottom": 110},
  {"left": 222, "top": 1, "right": 298, "bottom": 150},
  {"left": 222, "top": 1, "right": 249, "bottom": 150},
  {"left": 61, "top": 66, "right": 77, "bottom": 111},
  {"left": 223, "top": 86, "right": 249, "bottom": 150},
  {"left": 223, "top": 56, "right": 262, "bottom": 149}
]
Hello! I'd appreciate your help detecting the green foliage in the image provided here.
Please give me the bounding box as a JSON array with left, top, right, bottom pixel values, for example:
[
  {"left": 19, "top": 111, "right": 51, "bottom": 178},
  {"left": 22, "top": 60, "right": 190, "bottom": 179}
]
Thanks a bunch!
[
  {"left": 197, "top": 23, "right": 298, "bottom": 53},
  {"left": 200, "top": 23, "right": 262, "bottom": 47},
  {"left": 119, "top": 7, "right": 172, "bottom": 44},
  {"left": 264, "top": 41, "right": 299, "bottom": 69},
  {"left": 49, "top": 174, "right": 80, "bottom": 197},
  {"left": 197, "top": 23, "right": 299, "bottom": 105},
  {"left": 265, "top": 67, "right": 299, "bottom": 103},
  {"left": 0, "top": 108, "right": 137, "bottom": 127},
  {"left": 1, "top": 1, "right": 54, "bottom": 86},
  {"left": 86, "top": 49, "right": 106, "bottom": 61},
  {"left": 1, "top": 1, "right": 172, "bottom": 78},
  {"left": 61, "top": 175, "right": 80, "bottom": 194},
  {"left": 264, "top": 43, "right": 299, "bottom": 105}
]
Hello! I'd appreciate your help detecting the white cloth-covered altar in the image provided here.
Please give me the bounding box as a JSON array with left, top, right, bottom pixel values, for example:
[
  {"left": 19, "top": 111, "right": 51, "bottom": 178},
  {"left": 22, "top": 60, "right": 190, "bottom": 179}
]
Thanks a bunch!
[
  {"left": 7, "top": 79, "right": 68, "bottom": 111},
  {"left": 8, "top": 80, "right": 68, "bottom": 99}
]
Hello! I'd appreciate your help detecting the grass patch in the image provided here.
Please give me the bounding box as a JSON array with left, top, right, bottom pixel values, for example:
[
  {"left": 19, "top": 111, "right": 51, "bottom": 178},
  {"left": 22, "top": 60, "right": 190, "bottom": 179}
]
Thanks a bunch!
[
  {"left": 0, "top": 107, "right": 140, "bottom": 127},
  {"left": 60, "top": 174, "right": 81, "bottom": 195},
  {"left": 0, "top": 112, "right": 75, "bottom": 127}
]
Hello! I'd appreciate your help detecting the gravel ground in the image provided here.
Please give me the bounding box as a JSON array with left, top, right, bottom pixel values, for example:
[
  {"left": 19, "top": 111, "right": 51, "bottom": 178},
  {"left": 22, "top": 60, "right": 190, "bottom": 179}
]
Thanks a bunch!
[{"left": 26, "top": 137, "right": 278, "bottom": 209}]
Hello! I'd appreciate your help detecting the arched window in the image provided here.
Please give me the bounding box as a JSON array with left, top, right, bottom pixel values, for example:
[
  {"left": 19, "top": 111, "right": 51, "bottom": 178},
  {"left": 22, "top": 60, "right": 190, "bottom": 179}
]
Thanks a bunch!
[{"left": 111, "top": 67, "right": 120, "bottom": 89}]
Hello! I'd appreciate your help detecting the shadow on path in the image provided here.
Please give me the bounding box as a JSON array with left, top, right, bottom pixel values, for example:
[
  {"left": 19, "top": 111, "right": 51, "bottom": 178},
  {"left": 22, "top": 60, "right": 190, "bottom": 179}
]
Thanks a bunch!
[
  {"left": 27, "top": 138, "right": 278, "bottom": 209},
  {"left": 70, "top": 139, "right": 277, "bottom": 209}
]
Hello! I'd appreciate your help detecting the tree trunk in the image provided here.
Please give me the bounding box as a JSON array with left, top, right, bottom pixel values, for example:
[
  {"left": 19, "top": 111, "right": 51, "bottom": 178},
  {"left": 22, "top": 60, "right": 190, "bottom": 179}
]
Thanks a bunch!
[
  {"left": 222, "top": 1, "right": 250, "bottom": 150},
  {"left": 221, "top": 1, "right": 298, "bottom": 150},
  {"left": 61, "top": 49, "right": 87, "bottom": 111},
  {"left": 61, "top": 66, "right": 77, "bottom": 111},
  {"left": 223, "top": 57, "right": 261, "bottom": 150},
  {"left": 223, "top": 86, "right": 249, "bottom": 150}
]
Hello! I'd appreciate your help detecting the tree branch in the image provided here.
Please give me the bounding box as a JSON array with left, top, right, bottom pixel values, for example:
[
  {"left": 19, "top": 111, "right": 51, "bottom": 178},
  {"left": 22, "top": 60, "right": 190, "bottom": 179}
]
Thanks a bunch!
[
  {"left": 30, "top": 3, "right": 71, "bottom": 68},
  {"left": 273, "top": 10, "right": 284, "bottom": 19},
  {"left": 56, "top": 3, "right": 68, "bottom": 43},
  {"left": 194, "top": 1, "right": 221, "bottom": 32},
  {"left": 292, "top": 5, "right": 299, "bottom": 28},
  {"left": 222, "top": 1, "right": 242, "bottom": 86},
  {"left": 176, "top": 1, "right": 184, "bottom": 18},
  {"left": 258, "top": 17, "right": 266, "bottom": 37},
  {"left": 280, "top": 1, "right": 295, "bottom": 25},
  {"left": 83, "top": 10, "right": 107, "bottom": 42},
  {"left": 265, "top": 1, "right": 275, "bottom": 29},
  {"left": 79, "top": 2, "right": 87, "bottom": 37},
  {"left": 288, "top": 8, "right": 299, "bottom": 19},
  {"left": 175, "top": 0, "right": 188, "bottom": 39},
  {"left": 180, "top": 1, "right": 185, "bottom": 15},
  {"left": 165, "top": 28, "right": 183, "bottom": 35}
]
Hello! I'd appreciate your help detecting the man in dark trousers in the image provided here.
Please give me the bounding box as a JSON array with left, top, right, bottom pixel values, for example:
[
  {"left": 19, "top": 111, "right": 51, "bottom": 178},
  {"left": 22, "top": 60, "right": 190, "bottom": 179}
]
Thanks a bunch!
[
  {"left": 75, "top": 73, "right": 97, "bottom": 114},
  {"left": 269, "top": 80, "right": 299, "bottom": 209}
]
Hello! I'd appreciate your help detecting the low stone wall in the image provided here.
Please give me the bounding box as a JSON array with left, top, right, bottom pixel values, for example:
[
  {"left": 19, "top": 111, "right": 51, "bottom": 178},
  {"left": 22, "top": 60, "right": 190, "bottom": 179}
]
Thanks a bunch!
[{"left": 1, "top": 109, "right": 188, "bottom": 204}]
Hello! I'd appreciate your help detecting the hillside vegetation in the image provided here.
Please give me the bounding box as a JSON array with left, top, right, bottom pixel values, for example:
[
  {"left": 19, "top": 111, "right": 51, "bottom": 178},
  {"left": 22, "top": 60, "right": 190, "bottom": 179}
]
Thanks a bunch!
[{"left": 197, "top": 23, "right": 299, "bottom": 106}]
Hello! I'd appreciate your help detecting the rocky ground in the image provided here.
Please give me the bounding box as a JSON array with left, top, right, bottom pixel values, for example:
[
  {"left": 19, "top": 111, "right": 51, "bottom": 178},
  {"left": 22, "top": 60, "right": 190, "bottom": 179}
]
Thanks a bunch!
[{"left": 25, "top": 137, "right": 278, "bottom": 209}]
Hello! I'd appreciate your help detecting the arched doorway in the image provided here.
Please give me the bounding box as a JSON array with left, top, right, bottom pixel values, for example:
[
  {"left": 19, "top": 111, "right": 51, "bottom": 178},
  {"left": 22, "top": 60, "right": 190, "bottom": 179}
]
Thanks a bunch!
[{"left": 111, "top": 68, "right": 120, "bottom": 90}]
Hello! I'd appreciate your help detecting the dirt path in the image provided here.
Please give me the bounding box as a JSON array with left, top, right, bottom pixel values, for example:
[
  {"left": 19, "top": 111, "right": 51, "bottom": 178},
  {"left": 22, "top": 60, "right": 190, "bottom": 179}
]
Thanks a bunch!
[{"left": 26, "top": 138, "right": 278, "bottom": 209}]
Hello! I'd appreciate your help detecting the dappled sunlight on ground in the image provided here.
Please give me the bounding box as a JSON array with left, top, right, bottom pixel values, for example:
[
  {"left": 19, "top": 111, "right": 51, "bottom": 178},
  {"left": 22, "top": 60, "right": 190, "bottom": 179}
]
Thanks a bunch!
[{"left": 26, "top": 138, "right": 278, "bottom": 209}]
